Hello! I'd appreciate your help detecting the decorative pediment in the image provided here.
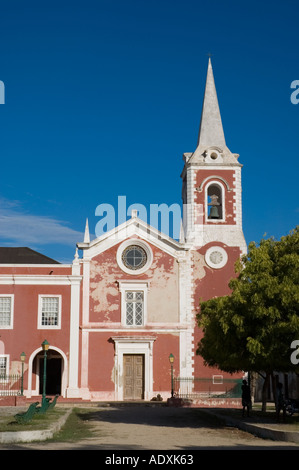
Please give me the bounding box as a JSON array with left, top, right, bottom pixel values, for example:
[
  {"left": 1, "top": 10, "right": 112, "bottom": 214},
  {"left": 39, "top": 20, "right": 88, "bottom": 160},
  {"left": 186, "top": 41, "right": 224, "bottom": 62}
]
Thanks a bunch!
[{"left": 77, "top": 214, "right": 186, "bottom": 260}]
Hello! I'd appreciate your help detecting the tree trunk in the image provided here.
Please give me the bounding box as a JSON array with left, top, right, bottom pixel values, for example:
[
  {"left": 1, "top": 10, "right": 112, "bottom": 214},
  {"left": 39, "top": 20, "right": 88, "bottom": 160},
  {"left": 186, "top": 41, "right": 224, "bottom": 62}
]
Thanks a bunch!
[
  {"left": 250, "top": 372, "right": 258, "bottom": 404},
  {"left": 261, "top": 372, "right": 270, "bottom": 412},
  {"left": 271, "top": 372, "right": 278, "bottom": 411}
]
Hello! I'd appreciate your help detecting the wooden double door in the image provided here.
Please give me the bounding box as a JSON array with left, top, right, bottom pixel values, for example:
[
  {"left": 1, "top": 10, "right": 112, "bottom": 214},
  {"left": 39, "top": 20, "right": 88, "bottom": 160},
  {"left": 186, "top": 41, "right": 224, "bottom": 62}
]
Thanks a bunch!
[{"left": 123, "top": 354, "right": 144, "bottom": 400}]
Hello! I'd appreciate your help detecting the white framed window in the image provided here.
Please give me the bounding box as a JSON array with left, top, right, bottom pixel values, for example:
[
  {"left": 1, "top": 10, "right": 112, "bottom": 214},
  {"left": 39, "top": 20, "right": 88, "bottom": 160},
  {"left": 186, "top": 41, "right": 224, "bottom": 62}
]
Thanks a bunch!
[
  {"left": 38, "top": 295, "right": 61, "bottom": 329},
  {"left": 0, "top": 295, "right": 14, "bottom": 329},
  {"left": 213, "top": 375, "right": 223, "bottom": 384},
  {"left": 125, "top": 291, "right": 144, "bottom": 326},
  {"left": 118, "top": 281, "right": 149, "bottom": 327},
  {"left": 0, "top": 355, "right": 9, "bottom": 377}
]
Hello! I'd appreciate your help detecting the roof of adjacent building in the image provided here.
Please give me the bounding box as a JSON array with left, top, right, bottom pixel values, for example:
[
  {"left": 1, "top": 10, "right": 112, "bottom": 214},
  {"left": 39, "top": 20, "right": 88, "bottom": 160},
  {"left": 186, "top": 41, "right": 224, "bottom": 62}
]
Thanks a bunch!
[{"left": 0, "top": 247, "right": 60, "bottom": 264}]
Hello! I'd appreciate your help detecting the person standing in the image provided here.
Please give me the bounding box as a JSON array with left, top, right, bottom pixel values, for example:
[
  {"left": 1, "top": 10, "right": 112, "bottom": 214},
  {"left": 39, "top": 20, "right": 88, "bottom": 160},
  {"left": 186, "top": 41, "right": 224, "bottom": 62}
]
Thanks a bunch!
[
  {"left": 276, "top": 382, "right": 286, "bottom": 422},
  {"left": 241, "top": 379, "right": 251, "bottom": 417}
]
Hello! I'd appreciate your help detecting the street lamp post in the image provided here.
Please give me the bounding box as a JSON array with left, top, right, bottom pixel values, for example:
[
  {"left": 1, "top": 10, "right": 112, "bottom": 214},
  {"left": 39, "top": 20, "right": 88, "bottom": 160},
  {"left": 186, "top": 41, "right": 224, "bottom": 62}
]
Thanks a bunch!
[
  {"left": 169, "top": 353, "right": 174, "bottom": 398},
  {"left": 41, "top": 340, "right": 49, "bottom": 406},
  {"left": 20, "top": 352, "right": 26, "bottom": 396}
]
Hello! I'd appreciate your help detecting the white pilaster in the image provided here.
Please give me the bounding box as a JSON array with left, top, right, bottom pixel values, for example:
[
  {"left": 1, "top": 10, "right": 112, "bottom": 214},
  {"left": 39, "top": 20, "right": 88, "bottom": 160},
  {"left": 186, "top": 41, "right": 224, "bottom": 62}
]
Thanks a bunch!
[{"left": 66, "top": 255, "right": 82, "bottom": 398}]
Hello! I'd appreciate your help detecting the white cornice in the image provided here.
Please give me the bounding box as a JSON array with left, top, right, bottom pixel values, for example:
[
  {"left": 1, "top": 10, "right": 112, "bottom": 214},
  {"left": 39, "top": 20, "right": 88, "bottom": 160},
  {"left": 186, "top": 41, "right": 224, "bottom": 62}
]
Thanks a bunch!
[
  {"left": 0, "top": 264, "right": 72, "bottom": 268},
  {"left": 0, "top": 275, "right": 82, "bottom": 285},
  {"left": 81, "top": 324, "right": 190, "bottom": 332}
]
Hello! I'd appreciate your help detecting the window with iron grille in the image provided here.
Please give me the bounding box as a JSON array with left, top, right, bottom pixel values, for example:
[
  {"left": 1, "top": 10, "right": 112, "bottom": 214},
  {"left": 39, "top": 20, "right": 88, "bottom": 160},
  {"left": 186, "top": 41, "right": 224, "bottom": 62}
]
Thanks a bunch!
[
  {"left": 41, "top": 297, "right": 60, "bottom": 327},
  {"left": 0, "top": 356, "right": 7, "bottom": 376},
  {"left": 125, "top": 291, "right": 144, "bottom": 326},
  {"left": 0, "top": 297, "right": 12, "bottom": 328}
]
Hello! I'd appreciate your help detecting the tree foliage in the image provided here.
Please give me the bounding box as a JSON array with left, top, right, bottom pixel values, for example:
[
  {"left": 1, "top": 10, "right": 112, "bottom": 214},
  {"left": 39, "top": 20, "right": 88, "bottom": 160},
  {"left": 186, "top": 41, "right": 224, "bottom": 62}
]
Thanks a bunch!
[{"left": 197, "top": 227, "right": 299, "bottom": 405}]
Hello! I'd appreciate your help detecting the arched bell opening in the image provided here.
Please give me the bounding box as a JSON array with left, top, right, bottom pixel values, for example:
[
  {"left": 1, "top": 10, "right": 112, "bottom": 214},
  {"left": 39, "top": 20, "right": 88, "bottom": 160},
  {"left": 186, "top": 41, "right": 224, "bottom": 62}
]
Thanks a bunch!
[{"left": 206, "top": 182, "right": 225, "bottom": 221}]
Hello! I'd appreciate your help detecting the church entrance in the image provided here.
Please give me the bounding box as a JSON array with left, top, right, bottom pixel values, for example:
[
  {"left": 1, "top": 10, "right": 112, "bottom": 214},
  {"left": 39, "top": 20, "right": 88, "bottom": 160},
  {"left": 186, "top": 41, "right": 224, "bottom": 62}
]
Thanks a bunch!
[{"left": 123, "top": 354, "right": 144, "bottom": 400}]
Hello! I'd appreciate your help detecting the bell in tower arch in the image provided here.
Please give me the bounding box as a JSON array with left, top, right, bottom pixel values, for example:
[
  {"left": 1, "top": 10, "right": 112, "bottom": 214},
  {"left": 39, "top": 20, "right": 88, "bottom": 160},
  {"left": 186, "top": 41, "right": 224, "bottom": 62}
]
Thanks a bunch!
[{"left": 208, "top": 194, "right": 220, "bottom": 219}]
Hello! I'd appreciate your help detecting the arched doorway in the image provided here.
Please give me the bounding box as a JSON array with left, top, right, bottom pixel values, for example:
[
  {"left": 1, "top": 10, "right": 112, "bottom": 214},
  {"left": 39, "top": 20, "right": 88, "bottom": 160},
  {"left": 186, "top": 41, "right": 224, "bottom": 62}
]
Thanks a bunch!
[
  {"left": 27, "top": 346, "right": 68, "bottom": 398},
  {"left": 36, "top": 349, "right": 63, "bottom": 396}
]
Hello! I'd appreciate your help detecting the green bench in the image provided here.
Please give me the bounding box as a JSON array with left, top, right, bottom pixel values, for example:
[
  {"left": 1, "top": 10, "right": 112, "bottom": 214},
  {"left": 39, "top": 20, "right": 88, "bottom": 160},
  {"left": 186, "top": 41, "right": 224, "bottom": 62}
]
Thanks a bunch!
[
  {"left": 14, "top": 402, "right": 39, "bottom": 424},
  {"left": 36, "top": 397, "right": 51, "bottom": 414},
  {"left": 14, "top": 394, "right": 59, "bottom": 423},
  {"left": 36, "top": 394, "right": 59, "bottom": 413}
]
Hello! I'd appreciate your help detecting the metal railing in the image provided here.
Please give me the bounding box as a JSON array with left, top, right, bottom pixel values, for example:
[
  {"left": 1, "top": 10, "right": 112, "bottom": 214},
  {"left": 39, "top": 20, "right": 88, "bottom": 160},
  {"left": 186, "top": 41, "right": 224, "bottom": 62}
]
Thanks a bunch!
[
  {"left": 0, "top": 374, "right": 22, "bottom": 396},
  {"left": 173, "top": 377, "right": 242, "bottom": 399}
]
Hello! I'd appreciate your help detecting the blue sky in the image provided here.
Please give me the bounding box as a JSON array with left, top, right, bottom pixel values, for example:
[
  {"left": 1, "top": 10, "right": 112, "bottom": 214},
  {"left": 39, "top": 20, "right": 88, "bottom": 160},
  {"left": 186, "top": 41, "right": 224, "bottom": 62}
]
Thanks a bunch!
[{"left": 0, "top": 0, "right": 298, "bottom": 263}]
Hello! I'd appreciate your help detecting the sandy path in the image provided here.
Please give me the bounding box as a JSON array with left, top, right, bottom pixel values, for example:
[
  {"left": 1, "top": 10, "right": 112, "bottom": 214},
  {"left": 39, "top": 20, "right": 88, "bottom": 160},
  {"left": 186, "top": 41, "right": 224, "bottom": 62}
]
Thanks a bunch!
[{"left": 3, "top": 405, "right": 298, "bottom": 450}]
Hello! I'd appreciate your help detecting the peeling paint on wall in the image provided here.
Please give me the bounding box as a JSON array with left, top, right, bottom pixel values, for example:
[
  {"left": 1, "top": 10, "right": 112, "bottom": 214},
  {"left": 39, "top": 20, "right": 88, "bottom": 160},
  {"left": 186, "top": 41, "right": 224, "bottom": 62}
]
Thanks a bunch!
[
  {"left": 89, "top": 258, "right": 120, "bottom": 322},
  {"left": 147, "top": 250, "right": 179, "bottom": 323},
  {"left": 11, "top": 361, "right": 27, "bottom": 375},
  {"left": 192, "top": 250, "right": 206, "bottom": 282},
  {"left": 89, "top": 241, "right": 180, "bottom": 324}
]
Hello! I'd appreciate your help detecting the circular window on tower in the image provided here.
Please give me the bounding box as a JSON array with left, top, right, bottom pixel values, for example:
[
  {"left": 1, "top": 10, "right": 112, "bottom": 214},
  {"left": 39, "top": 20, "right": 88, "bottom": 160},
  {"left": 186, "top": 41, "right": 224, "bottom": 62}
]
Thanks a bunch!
[
  {"left": 117, "top": 240, "right": 153, "bottom": 274},
  {"left": 205, "top": 246, "right": 228, "bottom": 269}
]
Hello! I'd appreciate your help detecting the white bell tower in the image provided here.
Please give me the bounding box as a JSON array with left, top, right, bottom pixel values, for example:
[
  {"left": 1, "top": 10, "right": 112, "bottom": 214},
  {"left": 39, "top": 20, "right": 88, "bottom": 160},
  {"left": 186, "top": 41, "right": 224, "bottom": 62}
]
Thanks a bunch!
[{"left": 181, "top": 59, "right": 246, "bottom": 254}]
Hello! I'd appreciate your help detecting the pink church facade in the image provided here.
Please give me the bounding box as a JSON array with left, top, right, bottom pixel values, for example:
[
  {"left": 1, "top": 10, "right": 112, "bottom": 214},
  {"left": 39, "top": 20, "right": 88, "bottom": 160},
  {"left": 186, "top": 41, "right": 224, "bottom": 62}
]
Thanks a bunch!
[{"left": 0, "top": 60, "right": 247, "bottom": 403}]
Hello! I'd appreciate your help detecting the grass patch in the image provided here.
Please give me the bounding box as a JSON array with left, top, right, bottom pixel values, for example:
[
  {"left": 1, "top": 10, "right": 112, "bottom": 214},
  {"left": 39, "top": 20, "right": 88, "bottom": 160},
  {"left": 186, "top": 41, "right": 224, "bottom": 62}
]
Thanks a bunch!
[
  {"left": 49, "top": 408, "right": 98, "bottom": 442},
  {"left": 0, "top": 408, "right": 66, "bottom": 433},
  {"left": 0, "top": 407, "right": 102, "bottom": 443}
]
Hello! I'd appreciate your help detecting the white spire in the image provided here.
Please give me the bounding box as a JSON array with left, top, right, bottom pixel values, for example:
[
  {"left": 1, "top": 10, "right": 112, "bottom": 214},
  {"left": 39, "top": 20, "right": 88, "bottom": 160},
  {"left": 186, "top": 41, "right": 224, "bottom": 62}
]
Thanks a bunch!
[
  {"left": 197, "top": 58, "right": 226, "bottom": 150},
  {"left": 84, "top": 218, "right": 90, "bottom": 243}
]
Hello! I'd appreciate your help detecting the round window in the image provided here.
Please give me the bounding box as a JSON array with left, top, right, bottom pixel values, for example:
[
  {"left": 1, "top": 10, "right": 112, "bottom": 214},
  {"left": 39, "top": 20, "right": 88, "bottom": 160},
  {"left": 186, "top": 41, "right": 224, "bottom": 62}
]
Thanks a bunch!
[
  {"left": 205, "top": 246, "right": 228, "bottom": 269},
  {"left": 117, "top": 240, "right": 153, "bottom": 274},
  {"left": 209, "top": 250, "right": 223, "bottom": 264},
  {"left": 210, "top": 152, "right": 218, "bottom": 160},
  {"left": 121, "top": 245, "right": 148, "bottom": 270}
]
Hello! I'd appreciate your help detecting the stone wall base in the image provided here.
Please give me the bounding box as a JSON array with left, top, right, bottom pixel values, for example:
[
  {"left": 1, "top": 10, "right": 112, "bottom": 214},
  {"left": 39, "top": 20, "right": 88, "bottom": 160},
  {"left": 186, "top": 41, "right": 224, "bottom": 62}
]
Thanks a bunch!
[{"left": 0, "top": 396, "right": 27, "bottom": 406}]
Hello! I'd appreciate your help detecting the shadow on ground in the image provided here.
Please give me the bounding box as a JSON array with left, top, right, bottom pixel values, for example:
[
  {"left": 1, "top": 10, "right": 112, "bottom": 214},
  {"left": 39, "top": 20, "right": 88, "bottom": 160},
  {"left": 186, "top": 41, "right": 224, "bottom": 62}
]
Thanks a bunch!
[{"left": 75, "top": 404, "right": 280, "bottom": 429}]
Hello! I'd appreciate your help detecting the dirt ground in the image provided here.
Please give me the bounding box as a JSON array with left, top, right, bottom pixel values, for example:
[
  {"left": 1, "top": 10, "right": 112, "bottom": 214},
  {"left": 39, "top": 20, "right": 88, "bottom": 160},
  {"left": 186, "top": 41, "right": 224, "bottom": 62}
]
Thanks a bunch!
[{"left": 2, "top": 404, "right": 299, "bottom": 451}]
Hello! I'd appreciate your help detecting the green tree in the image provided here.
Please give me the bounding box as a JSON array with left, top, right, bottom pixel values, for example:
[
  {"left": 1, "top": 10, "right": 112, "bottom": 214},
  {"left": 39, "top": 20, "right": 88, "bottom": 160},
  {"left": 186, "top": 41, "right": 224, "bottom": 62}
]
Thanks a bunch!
[{"left": 197, "top": 226, "right": 299, "bottom": 411}]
